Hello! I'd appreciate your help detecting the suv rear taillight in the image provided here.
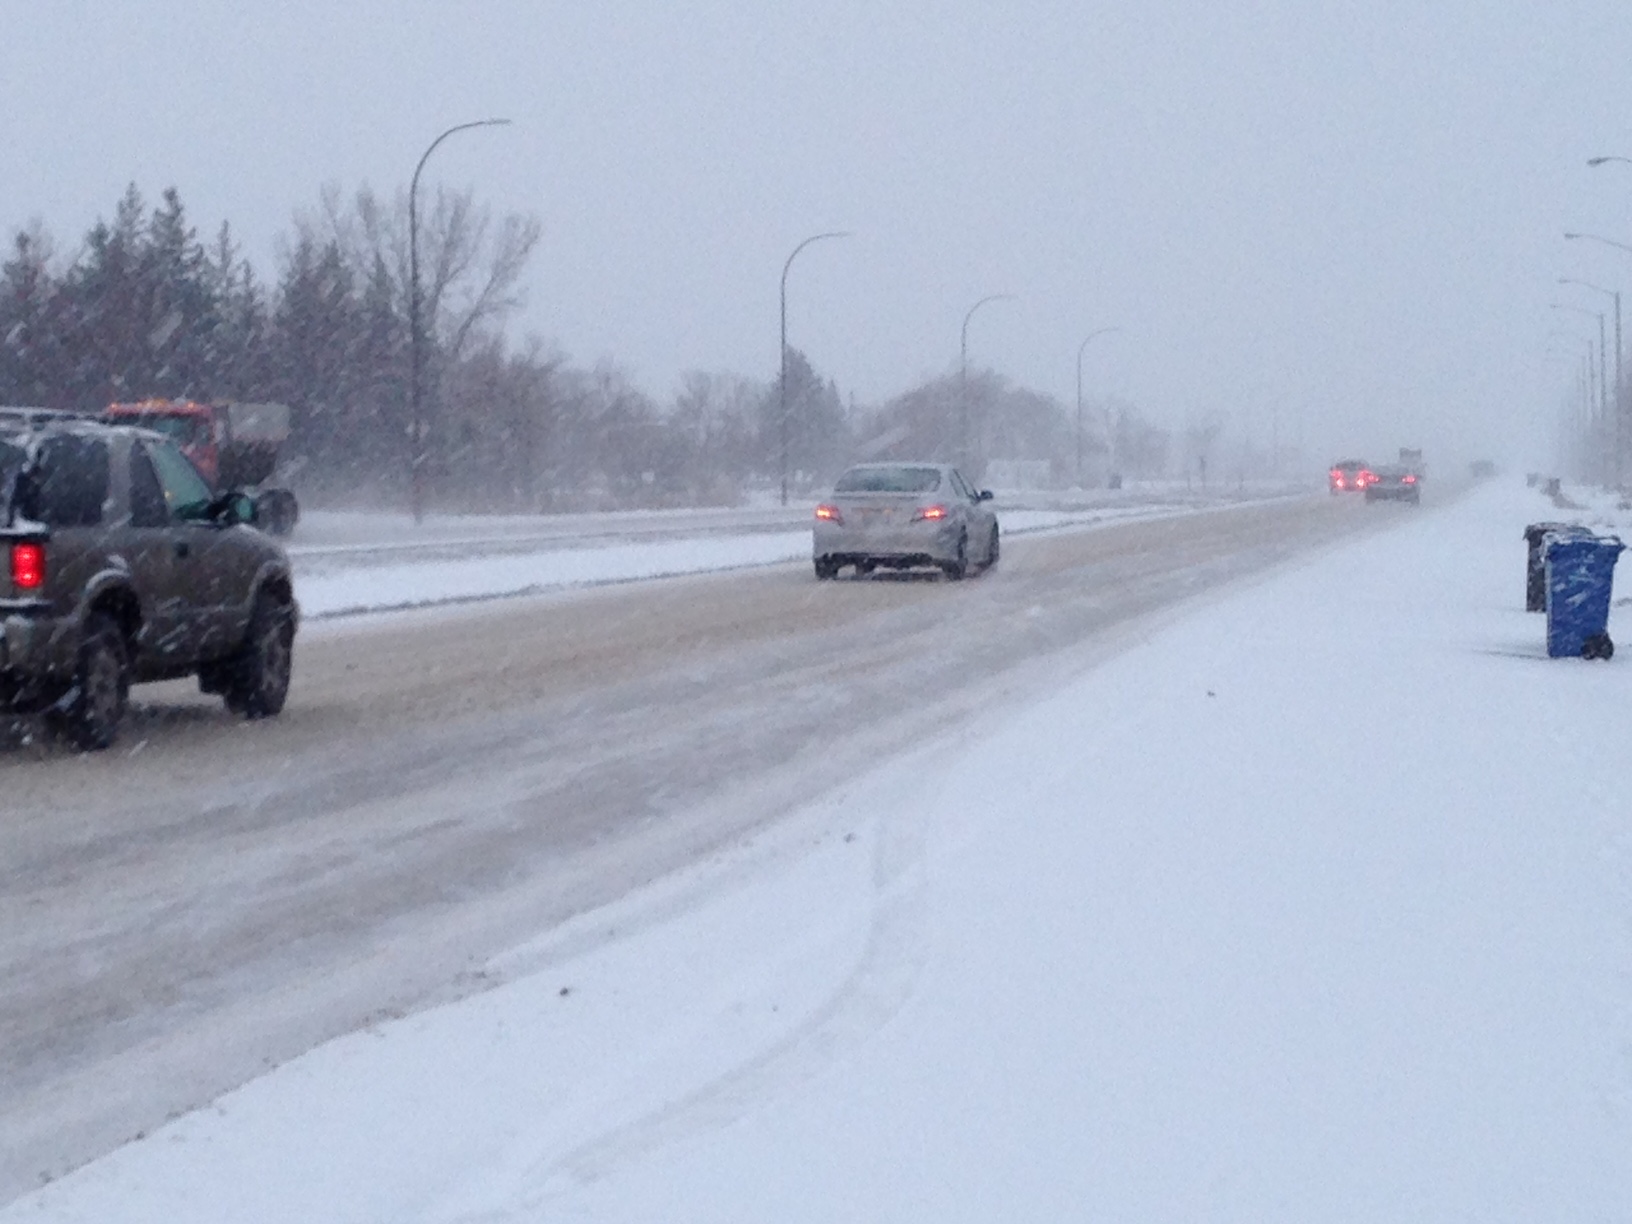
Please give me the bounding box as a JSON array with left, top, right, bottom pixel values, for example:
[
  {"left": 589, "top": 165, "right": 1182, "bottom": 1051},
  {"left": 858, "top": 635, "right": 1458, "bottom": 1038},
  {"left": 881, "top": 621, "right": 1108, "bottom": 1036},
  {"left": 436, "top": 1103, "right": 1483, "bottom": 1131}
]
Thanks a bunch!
[
  {"left": 815, "top": 503, "right": 842, "bottom": 524},
  {"left": 10, "top": 541, "right": 45, "bottom": 590}
]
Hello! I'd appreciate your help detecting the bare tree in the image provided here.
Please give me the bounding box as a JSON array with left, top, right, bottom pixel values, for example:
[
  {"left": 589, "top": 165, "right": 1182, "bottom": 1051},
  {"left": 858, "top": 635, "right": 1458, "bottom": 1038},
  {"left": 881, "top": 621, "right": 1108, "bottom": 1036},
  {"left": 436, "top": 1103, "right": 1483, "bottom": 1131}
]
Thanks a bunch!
[{"left": 300, "top": 182, "right": 541, "bottom": 358}]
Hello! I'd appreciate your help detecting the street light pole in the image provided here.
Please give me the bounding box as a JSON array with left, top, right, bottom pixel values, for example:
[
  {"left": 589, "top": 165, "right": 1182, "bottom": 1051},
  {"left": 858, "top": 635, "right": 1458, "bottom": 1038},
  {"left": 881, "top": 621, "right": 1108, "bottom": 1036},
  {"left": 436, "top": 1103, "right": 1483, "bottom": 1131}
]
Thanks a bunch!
[
  {"left": 1558, "top": 277, "right": 1621, "bottom": 405},
  {"left": 1074, "top": 326, "right": 1121, "bottom": 487},
  {"left": 1562, "top": 231, "right": 1632, "bottom": 487},
  {"left": 959, "top": 293, "right": 1015, "bottom": 472},
  {"left": 408, "top": 117, "right": 511, "bottom": 523},
  {"left": 778, "top": 231, "right": 850, "bottom": 506},
  {"left": 1551, "top": 302, "right": 1608, "bottom": 482},
  {"left": 1550, "top": 301, "right": 1607, "bottom": 421}
]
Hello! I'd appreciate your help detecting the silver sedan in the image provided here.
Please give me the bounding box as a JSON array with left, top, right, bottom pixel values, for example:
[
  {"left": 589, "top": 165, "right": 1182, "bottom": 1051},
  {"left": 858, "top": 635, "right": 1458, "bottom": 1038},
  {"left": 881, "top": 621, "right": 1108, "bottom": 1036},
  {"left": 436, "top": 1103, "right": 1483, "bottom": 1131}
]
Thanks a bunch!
[{"left": 812, "top": 462, "right": 999, "bottom": 580}]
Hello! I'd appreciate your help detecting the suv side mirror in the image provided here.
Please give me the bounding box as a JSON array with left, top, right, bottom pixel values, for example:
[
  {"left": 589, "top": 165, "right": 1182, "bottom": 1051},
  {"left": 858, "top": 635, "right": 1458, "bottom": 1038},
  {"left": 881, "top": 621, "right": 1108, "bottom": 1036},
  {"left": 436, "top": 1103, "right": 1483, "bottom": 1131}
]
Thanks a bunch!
[{"left": 208, "top": 490, "right": 257, "bottom": 526}]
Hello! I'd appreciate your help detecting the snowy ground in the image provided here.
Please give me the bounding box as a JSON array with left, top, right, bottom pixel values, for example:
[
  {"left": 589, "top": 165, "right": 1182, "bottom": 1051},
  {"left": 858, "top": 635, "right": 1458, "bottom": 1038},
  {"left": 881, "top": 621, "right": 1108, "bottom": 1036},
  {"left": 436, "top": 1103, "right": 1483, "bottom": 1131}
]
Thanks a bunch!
[
  {"left": 291, "top": 492, "right": 1304, "bottom": 619},
  {"left": 8, "top": 478, "right": 1628, "bottom": 1222}
]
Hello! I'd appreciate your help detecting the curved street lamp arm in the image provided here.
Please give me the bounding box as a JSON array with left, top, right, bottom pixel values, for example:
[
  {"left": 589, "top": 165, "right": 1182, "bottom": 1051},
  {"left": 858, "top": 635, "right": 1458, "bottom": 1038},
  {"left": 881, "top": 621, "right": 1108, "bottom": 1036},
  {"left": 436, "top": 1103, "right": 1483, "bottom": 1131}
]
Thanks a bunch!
[
  {"left": 1549, "top": 301, "right": 1603, "bottom": 320},
  {"left": 1076, "top": 325, "right": 1122, "bottom": 368},
  {"left": 961, "top": 293, "right": 1017, "bottom": 353},
  {"left": 1588, "top": 156, "right": 1632, "bottom": 168},
  {"left": 1557, "top": 276, "right": 1616, "bottom": 298},
  {"left": 781, "top": 231, "right": 852, "bottom": 300},
  {"left": 1564, "top": 231, "right": 1632, "bottom": 257},
  {"left": 412, "top": 119, "right": 514, "bottom": 203}
]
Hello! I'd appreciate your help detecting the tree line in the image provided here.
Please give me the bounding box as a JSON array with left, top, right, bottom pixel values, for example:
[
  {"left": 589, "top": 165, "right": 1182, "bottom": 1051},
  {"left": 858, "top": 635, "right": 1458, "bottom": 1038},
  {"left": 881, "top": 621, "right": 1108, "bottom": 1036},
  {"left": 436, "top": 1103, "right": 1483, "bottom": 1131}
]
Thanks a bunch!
[{"left": 0, "top": 184, "right": 1177, "bottom": 511}]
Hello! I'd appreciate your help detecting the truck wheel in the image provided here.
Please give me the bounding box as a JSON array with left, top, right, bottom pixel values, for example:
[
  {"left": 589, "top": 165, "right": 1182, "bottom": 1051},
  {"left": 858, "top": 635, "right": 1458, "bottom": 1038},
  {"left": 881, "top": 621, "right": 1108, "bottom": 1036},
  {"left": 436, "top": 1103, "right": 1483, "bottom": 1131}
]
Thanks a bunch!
[
  {"left": 50, "top": 614, "right": 129, "bottom": 751},
  {"left": 224, "top": 593, "right": 295, "bottom": 718}
]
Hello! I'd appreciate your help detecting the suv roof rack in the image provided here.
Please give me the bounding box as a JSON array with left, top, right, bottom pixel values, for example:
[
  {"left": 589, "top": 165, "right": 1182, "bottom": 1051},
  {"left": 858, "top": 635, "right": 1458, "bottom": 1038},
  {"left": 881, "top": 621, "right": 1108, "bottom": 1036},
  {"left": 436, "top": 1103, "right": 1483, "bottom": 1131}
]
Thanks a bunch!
[{"left": 0, "top": 406, "right": 94, "bottom": 428}]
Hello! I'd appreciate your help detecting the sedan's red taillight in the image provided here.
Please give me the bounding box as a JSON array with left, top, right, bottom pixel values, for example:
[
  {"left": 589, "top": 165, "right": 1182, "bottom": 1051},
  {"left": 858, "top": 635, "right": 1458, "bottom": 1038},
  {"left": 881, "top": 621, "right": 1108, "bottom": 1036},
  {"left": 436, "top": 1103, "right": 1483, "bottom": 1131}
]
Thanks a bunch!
[
  {"left": 10, "top": 542, "right": 45, "bottom": 590},
  {"left": 814, "top": 503, "right": 842, "bottom": 524},
  {"left": 1403, "top": 474, "right": 1417, "bottom": 484},
  {"left": 913, "top": 504, "right": 949, "bottom": 521}
]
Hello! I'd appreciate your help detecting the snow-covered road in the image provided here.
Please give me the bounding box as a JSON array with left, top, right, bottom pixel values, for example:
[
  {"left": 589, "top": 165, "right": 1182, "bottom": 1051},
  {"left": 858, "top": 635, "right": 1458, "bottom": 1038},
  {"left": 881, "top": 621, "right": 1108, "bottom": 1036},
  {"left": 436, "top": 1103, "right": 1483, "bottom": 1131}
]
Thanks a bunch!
[
  {"left": 10, "top": 479, "right": 1627, "bottom": 1222},
  {"left": 288, "top": 488, "right": 1304, "bottom": 618}
]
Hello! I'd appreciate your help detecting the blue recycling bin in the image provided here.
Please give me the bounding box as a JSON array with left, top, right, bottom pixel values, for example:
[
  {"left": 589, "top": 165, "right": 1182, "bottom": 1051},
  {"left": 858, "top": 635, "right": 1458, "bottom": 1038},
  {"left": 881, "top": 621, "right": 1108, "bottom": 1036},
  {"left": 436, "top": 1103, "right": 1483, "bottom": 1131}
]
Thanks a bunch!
[{"left": 1543, "top": 533, "right": 1624, "bottom": 659}]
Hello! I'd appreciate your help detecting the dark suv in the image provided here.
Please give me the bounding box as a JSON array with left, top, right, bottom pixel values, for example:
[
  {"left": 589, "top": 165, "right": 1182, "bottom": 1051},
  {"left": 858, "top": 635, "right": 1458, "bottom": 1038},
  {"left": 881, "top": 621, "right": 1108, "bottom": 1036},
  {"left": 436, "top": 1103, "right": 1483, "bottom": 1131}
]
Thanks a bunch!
[{"left": 1, "top": 409, "right": 298, "bottom": 749}]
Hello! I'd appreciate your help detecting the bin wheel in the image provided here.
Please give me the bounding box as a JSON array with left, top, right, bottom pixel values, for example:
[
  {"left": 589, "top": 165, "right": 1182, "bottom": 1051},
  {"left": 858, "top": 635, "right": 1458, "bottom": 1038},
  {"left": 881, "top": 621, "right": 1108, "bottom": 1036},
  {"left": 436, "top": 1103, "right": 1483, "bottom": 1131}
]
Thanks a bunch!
[{"left": 1582, "top": 632, "right": 1614, "bottom": 660}]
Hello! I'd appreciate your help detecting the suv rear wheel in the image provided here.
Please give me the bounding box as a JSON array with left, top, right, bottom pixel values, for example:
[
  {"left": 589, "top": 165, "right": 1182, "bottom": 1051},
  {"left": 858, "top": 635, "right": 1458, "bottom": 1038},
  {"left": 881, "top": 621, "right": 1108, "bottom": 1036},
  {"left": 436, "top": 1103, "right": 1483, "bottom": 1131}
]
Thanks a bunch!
[
  {"left": 51, "top": 613, "right": 129, "bottom": 750},
  {"left": 223, "top": 592, "right": 294, "bottom": 718}
]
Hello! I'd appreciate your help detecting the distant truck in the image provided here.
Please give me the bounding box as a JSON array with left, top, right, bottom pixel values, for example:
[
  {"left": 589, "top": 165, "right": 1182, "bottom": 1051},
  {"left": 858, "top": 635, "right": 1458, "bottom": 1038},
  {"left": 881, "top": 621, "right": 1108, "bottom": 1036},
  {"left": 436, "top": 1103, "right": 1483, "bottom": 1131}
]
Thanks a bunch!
[
  {"left": 1399, "top": 447, "right": 1424, "bottom": 476},
  {"left": 105, "top": 400, "right": 300, "bottom": 535}
]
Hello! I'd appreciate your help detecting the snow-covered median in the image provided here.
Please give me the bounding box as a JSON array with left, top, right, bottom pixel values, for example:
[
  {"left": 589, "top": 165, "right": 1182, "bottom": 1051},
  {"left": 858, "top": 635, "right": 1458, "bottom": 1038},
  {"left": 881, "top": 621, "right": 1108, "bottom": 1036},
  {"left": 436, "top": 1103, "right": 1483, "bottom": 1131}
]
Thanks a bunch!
[
  {"left": 295, "top": 531, "right": 814, "bottom": 618},
  {"left": 12, "top": 479, "right": 1625, "bottom": 1222}
]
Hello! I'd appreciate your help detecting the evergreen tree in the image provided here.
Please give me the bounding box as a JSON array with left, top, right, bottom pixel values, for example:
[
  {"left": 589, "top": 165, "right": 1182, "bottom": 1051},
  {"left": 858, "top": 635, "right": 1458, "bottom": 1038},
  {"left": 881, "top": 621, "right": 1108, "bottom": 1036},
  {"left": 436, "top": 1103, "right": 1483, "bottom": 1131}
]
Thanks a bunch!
[
  {"left": 0, "top": 224, "right": 66, "bottom": 405},
  {"left": 141, "top": 187, "right": 219, "bottom": 396},
  {"left": 764, "top": 347, "right": 851, "bottom": 490},
  {"left": 271, "top": 234, "right": 363, "bottom": 488}
]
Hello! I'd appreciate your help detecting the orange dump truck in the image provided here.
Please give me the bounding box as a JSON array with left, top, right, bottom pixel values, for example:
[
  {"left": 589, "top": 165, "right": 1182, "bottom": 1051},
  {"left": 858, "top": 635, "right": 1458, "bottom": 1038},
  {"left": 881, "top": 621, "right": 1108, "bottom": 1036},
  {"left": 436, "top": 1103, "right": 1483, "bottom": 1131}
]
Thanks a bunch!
[{"left": 105, "top": 399, "right": 300, "bottom": 535}]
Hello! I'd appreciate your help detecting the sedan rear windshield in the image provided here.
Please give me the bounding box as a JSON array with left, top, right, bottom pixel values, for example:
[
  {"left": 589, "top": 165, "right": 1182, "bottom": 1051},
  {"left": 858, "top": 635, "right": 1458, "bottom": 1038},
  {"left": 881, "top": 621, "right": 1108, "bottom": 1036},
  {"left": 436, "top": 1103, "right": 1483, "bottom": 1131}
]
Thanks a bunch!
[{"left": 834, "top": 466, "right": 942, "bottom": 494}]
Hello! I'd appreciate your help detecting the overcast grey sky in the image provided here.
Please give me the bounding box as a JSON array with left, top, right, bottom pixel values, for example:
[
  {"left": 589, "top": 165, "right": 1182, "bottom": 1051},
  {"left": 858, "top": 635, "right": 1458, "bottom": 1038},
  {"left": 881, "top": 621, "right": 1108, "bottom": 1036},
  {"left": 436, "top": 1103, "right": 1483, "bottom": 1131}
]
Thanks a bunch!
[{"left": 5, "top": 0, "right": 1632, "bottom": 466}]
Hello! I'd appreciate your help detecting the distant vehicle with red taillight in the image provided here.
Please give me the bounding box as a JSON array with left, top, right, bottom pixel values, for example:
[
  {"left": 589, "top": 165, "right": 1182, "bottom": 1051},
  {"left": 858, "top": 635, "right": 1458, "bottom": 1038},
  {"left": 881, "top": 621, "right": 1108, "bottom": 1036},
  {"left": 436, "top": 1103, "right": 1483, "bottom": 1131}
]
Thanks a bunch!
[
  {"left": 813, "top": 462, "right": 999, "bottom": 580},
  {"left": 1364, "top": 464, "right": 1421, "bottom": 505},
  {"left": 1329, "top": 460, "right": 1372, "bottom": 493},
  {"left": 2, "top": 407, "right": 297, "bottom": 749}
]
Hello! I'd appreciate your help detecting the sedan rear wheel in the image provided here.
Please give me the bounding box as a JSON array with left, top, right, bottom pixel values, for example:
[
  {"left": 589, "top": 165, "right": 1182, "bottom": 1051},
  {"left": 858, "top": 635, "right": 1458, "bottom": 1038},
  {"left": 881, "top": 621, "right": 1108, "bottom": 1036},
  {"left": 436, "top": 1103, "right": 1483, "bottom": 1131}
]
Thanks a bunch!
[
  {"left": 814, "top": 557, "right": 839, "bottom": 580},
  {"left": 942, "top": 533, "right": 968, "bottom": 581}
]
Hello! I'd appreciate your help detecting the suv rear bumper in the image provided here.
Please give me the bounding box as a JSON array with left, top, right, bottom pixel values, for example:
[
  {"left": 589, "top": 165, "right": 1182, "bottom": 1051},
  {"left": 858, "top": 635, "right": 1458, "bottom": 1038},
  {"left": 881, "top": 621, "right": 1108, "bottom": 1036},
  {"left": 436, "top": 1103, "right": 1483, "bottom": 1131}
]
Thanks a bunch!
[{"left": 0, "top": 605, "right": 75, "bottom": 712}]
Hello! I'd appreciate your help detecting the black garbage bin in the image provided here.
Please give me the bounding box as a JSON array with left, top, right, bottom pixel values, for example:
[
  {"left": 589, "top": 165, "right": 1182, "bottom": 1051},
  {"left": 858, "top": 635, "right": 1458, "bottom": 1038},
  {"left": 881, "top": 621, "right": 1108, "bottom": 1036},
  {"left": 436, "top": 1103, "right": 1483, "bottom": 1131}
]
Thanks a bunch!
[{"left": 1525, "top": 522, "right": 1573, "bottom": 612}]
